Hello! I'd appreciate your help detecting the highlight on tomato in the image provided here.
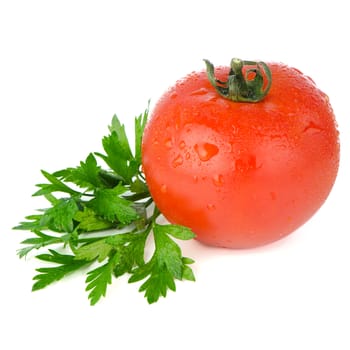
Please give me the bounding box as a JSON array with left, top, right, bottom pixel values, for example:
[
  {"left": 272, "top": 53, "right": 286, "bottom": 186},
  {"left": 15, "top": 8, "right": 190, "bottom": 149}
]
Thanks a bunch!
[{"left": 141, "top": 58, "right": 340, "bottom": 249}]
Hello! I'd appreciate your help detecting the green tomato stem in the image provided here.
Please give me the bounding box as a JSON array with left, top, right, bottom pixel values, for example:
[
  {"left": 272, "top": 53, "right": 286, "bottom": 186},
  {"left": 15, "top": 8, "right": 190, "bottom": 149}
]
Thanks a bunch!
[{"left": 203, "top": 58, "right": 272, "bottom": 102}]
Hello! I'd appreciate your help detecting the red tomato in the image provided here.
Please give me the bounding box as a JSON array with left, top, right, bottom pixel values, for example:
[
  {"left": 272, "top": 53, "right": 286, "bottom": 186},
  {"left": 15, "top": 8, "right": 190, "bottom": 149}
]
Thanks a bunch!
[{"left": 141, "top": 59, "right": 340, "bottom": 249}]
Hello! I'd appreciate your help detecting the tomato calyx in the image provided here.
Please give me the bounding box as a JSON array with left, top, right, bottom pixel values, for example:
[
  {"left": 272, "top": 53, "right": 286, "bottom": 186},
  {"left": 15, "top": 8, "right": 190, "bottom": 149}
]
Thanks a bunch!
[{"left": 204, "top": 58, "right": 272, "bottom": 102}]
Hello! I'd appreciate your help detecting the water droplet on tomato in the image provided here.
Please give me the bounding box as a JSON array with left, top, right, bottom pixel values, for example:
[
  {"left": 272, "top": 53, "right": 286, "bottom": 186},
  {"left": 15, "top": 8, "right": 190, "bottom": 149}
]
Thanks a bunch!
[
  {"left": 303, "top": 121, "right": 323, "bottom": 134},
  {"left": 192, "top": 111, "right": 200, "bottom": 117},
  {"left": 204, "top": 94, "right": 219, "bottom": 102},
  {"left": 172, "top": 115, "right": 181, "bottom": 131},
  {"left": 160, "top": 184, "right": 167, "bottom": 193},
  {"left": 190, "top": 87, "right": 208, "bottom": 96},
  {"left": 207, "top": 203, "right": 216, "bottom": 211},
  {"left": 212, "top": 174, "right": 224, "bottom": 186},
  {"left": 194, "top": 142, "right": 219, "bottom": 161},
  {"left": 193, "top": 175, "right": 199, "bottom": 183},
  {"left": 179, "top": 140, "right": 186, "bottom": 149},
  {"left": 235, "top": 155, "right": 257, "bottom": 172},
  {"left": 164, "top": 138, "right": 173, "bottom": 148},
  {"left": 172, "top": 154, "right": 183, "bottom": 168},
  {"left": 170, "top": 92, "right": 177, "bottom": 99}
]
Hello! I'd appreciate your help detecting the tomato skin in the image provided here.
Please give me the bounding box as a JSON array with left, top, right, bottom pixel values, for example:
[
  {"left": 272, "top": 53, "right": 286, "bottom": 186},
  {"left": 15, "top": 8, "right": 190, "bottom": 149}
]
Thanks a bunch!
[{"left": 141, "top": 63, "right": 340, "bottom": 249}]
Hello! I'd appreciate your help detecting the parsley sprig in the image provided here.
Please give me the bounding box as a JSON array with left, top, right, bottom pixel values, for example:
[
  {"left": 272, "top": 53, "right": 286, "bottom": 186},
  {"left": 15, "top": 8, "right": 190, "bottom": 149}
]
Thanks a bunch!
[{"left": 14, "top": 106, "right": 196, "bottom": 304}]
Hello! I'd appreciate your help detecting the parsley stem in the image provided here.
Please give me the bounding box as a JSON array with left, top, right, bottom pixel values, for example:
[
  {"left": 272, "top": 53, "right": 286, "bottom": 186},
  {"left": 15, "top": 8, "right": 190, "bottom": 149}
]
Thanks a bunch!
[
  {"left": 144, "top": 197, "right": 154, "bottom": 208},
  {"left": 151, "top": 205, "right": 161, "bottom": 222}
]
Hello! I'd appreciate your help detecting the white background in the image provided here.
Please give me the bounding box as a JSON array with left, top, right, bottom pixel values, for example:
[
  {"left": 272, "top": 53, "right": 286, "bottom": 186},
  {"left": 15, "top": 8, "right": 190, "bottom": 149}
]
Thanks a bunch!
[{"left": 1, "top": 1, "right": 349, "bottom": 349}]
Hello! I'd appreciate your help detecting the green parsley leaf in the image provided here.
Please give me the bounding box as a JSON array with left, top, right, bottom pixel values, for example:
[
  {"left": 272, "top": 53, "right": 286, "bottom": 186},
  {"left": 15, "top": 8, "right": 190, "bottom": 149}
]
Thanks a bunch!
[
  {"left": 107, "top": 230, "right": 149, "bottom": 273},
  {"left": 134, "top": 103, "right": 149, "bottom": 164},
  {"left": 75, "top": 239, "right": 114, "bottom": 262},
  {"left": 85, "top": 253, "right": 118, "bottom": 305},
  {"left": 14, "top": 214, "right": 45, "bottom": 231},
  {"left": 14, "top": 197, "right": 80, "bottom": 234},
  {"left": 32, "top": 250, "right": 91, "bottom": 291},
  {"left": 39, "top": 197, "right": 79, "bottom": 233},
  {"left": 74, "top": 207, "right": 114, "bottom": 233},
  {"left": 33, "top": 170, "right": 80, "bottom": 197},
  {"left": 54, "top": 153, "right": 102, "bottom": 191},
  {"left": 129, "top": 223, "right": 195, "bottom": 304},
  {"left": 109, "top": 115, "right": 134, "bottom": 160},
  {"left": 87, "top": 184, "right": 138, "bottom": 224},
  {"left": 182, "top": 261, "right": 196, "bottom": 281},
  {"left": 96, "top": 116, "right": 137, "bottom": 183},
  {"left": 98, "top": 169, "right": 124, "bottom": 188},
  {"left": 16, "top": 231, "right": 62, "bottom": 258},
  {"left": 154, "top": 224, "right": 195, "bottom": 241},
  {"left": 76, "top": 230, "right": 149, "bottom": 304}
]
